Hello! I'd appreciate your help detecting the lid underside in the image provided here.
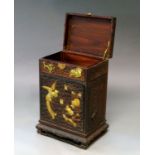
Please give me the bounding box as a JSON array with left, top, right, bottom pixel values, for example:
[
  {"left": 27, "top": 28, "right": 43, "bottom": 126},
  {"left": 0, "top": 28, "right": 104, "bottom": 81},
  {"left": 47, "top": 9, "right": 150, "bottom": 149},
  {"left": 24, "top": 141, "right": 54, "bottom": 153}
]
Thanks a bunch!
[{"left": 63, "top": 13, "right": 116, "bottom": 59}]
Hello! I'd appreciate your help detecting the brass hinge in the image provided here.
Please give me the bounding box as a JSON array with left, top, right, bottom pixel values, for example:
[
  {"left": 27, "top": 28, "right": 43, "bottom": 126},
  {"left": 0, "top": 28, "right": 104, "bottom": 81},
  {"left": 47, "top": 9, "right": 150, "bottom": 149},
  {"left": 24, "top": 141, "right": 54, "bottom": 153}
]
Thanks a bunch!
[{"left": 103, "top": 41, "right": 111, "bottom": 60}]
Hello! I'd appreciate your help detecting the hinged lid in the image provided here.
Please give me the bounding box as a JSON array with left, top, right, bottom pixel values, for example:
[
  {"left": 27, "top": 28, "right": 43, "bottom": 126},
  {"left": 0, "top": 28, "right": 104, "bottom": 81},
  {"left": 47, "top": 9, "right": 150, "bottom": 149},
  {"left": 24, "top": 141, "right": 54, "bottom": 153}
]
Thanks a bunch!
[{"left": 63, "top": 13, "right": 116, "bottom": 60}]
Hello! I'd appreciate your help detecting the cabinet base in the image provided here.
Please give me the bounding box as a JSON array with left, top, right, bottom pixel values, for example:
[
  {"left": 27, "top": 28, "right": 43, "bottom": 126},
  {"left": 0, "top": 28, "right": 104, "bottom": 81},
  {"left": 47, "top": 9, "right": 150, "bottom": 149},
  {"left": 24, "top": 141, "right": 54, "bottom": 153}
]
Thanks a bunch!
[{"left": 36, "top": 123, "right": 109, "bottom": 149}]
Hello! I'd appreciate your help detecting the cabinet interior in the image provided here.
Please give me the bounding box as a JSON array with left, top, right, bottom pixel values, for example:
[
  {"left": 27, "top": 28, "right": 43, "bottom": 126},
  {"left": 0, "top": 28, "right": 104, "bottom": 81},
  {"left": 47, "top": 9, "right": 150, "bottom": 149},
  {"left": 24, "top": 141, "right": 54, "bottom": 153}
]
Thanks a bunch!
[{"left": 43, "top": 51, "right": 102, "bottom": 67}]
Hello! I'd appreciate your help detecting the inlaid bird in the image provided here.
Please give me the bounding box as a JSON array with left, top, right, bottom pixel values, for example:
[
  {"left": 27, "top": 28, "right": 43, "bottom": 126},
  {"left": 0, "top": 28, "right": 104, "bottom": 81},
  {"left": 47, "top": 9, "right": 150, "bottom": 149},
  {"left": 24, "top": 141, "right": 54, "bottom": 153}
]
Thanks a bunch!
[{"left": 42, "top": 81, "right": 59, "bottom": 119}]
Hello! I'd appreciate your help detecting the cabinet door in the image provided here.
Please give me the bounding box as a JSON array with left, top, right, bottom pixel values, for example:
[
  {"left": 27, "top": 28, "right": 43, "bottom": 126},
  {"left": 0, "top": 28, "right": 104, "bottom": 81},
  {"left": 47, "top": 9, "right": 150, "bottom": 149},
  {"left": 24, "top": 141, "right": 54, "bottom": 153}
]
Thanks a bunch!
[{"left": 40, "top": 74, "right": 84, "bottom": 132}]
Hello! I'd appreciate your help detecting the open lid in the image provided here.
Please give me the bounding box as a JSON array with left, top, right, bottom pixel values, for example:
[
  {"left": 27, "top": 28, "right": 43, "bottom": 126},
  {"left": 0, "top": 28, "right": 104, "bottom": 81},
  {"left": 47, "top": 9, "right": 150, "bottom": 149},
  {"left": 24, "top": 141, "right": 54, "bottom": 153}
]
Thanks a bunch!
[{"left": 63, "top": 13, "right": 116, "bottom": 60}]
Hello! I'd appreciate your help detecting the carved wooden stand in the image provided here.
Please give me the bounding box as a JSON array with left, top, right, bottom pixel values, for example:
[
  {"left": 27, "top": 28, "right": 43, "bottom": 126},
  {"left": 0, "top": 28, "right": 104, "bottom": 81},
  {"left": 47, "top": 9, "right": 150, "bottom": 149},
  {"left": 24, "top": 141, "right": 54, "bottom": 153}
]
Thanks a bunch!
[{"left": 36, "top": 123, "right": 108, "bottom": 149}]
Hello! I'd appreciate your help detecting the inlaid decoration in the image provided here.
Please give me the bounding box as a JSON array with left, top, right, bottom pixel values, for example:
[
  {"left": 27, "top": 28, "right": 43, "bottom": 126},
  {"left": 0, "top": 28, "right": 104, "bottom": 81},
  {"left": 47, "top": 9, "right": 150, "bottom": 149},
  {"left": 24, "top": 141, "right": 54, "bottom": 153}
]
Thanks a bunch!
[{"left": 42, "top": 81, "right": 82, "bottom": 127}]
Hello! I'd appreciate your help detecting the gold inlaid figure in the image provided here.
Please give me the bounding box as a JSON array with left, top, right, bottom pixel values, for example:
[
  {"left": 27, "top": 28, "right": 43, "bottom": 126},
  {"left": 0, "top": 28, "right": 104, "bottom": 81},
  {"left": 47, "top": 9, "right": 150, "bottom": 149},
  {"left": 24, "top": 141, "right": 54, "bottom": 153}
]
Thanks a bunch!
[
  {"left": 58, "top": 63, "right": 66, "bottom": 70},
  {"left": 69, "top": 67, "right": 82, "bottom": 78},
  {"left": 42, "top": 81, "right": 59, "bottom": 119},
  {"left": 62, "top": 114, "right": 77, "bottom": 127},
  {"left": 43, "top": 61, "right": 55, "bottom": 73},
  {"left": 62, "top": 91, "right": 82, "bottom": 127}
]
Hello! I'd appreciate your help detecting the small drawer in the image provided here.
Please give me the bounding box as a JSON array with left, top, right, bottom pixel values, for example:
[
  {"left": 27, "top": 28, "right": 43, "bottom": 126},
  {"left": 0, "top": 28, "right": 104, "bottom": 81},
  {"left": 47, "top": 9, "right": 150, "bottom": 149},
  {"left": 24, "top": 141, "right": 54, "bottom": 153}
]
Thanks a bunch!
[{"left": 40, "top": 59, "right": 86, "bottom": 81}]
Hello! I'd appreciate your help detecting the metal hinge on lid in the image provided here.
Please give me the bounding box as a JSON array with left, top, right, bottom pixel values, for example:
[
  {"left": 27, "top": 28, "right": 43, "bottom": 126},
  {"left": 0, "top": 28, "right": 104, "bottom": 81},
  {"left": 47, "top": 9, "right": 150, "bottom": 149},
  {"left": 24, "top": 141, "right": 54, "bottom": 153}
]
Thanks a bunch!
[{"left": 103, "top": 41, "right": 111, "bottom": 60}]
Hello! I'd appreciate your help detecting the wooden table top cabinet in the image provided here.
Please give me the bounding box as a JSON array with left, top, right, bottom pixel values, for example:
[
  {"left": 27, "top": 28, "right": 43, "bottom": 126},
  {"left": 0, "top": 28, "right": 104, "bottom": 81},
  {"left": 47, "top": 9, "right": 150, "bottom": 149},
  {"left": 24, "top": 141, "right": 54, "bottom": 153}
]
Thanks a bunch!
[{"left": 36, "top": 13, "right": 116, "bottom": 149}]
